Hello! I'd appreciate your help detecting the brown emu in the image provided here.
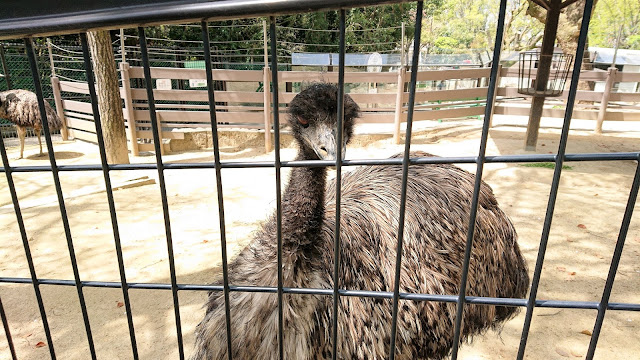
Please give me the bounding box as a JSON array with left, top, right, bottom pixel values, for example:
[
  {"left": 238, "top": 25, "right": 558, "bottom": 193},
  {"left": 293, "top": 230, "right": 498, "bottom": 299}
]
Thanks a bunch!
[
  {"left": 191, "top": 83, "right": 529, "bottom": 360},
  {"left": 0, "top": 89, "right": 62, "bottom": 159}
]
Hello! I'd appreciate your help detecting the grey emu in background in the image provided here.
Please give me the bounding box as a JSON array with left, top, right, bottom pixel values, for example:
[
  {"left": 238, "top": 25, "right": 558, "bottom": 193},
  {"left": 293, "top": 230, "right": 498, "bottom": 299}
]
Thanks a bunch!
[
  {"left": 191, "top": 83, "right": 529, "bottom": 360},
  {"left": 0, "top": 89, "right": 62, "bottom": 159}
]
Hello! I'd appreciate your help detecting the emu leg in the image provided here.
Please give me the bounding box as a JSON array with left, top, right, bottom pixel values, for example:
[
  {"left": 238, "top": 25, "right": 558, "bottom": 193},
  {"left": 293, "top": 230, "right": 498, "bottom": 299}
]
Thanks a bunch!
[
  {"left": 16, "top": 126, "right": 26, "bottom": 159},
  {"left": 35, "top": 128, "right": 43, "bottom": 156}
]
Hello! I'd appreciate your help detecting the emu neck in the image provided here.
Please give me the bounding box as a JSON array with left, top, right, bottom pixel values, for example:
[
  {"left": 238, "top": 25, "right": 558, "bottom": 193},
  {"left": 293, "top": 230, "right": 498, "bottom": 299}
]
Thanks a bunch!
[{"left": 280, "top": 150, "right": 327, "bottom": 249}]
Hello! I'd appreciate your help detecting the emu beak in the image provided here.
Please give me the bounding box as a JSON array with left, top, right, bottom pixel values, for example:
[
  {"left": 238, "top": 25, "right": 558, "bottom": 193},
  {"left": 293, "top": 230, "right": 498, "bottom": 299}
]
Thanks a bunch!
[{"left": 309, "top": 123, "right": 347, "bottom": 161}]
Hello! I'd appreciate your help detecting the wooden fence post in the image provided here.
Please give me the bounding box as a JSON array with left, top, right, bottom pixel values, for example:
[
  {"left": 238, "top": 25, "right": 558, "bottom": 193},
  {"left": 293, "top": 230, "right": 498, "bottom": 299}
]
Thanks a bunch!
[
  {"left": 488, "top": 64, "right": 502, "bottom": 128},
  {"left": 595, "top": 67, "right": 617, "bottom": 134},
  {"left": 50, "top": 76, "right": 69, "bottom": 140},
  {"left": 393, "top": 67, "right": 406, "bottom": 144},
  {"left": 263, "top": 67, "right": 272, "bottom": 153},
  {"left": 119, "top": 62, "right": 139, "bottom": 156}
]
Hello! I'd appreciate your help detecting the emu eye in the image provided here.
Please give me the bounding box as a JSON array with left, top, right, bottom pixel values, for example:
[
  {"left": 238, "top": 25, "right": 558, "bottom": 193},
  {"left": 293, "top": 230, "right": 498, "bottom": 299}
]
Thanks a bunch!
[{"left": 298, "top": 116, "right": 309, "bottom": 128}]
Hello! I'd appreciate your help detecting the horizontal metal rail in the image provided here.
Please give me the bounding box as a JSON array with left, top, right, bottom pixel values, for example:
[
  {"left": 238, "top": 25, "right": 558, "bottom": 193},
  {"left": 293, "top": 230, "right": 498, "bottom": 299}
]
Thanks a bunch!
[
  {"left": 0, "top": 0, "right": 413, "bottom": 40},
  {"left": 2, "top": 277, "right": 639, "bottom": 311},
  {"left": 0, "top": 152, "right": 638, "bottom": 174}
]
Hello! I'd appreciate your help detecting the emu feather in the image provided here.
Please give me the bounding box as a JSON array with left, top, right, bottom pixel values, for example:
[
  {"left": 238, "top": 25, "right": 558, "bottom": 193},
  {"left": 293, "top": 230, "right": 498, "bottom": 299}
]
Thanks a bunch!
[
  {"left": 191, "top": 83, "right": 529, "bottom": 360},
  {"left": 0, "top": 89, "right": 62, "bottom": 159}
]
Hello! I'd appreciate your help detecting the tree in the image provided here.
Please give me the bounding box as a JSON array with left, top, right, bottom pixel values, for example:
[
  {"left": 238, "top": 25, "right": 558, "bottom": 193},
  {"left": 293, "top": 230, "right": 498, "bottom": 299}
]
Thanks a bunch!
[
  {"left": 523, "top": 0, "right": 596, "bottom": 151},
  {"left": 526, "top": 0, "right": 598, "bottom": 62},
  {"left": 420, "top": 0, "right": 545, "bottom": 54},
  {"left": 87, "top": 30, "right": 130, "bottom": 164},
  {"left": 589, "top": 0, "right": 640, "bottom": 50},
  {"left": 421, "top": 0, "right": 498, "bottom": 54},
  {"left": 502, "top": 0, "right": 544, "bottom": 52}
]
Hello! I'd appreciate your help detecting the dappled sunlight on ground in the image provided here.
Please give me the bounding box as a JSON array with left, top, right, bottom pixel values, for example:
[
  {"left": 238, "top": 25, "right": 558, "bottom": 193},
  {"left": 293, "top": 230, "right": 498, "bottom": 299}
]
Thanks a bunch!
[{"left": 1, "top": 119, "right": 639, "bottom": 359}]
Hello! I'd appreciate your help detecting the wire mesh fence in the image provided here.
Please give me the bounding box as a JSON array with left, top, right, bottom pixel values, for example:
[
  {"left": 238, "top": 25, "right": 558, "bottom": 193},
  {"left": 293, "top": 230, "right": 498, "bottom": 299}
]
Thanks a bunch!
[{"left": 0, "top": 0, "right": 639, "bottom": 360}]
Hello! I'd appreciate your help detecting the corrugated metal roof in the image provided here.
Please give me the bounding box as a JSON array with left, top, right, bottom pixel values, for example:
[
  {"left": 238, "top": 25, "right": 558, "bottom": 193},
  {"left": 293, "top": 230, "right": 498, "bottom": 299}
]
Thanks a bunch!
[
  {"left": 292, "top": 52, "right": 484, "bottom": 66},
  {"left": 590, "top": 47, "right": 640, "bottom": 66}
]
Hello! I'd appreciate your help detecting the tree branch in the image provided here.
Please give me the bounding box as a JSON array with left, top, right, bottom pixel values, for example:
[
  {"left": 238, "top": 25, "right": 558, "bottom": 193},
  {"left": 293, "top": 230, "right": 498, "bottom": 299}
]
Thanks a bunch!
[
  {"left": 561, "top": 0, "right": 582, "bottom": 8},
  {"left": 530, "top": 0, "right": 551, "bottom": 11}
]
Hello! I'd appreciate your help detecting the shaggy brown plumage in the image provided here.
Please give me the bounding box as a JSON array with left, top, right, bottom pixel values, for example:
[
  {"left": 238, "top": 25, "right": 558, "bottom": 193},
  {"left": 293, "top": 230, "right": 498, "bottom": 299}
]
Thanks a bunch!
[
  {"left": 0, "top": 89, "right": 62, "bottom": 158},
  {"left": 191, "top": 83, "right": 529, "bottom": 360}
]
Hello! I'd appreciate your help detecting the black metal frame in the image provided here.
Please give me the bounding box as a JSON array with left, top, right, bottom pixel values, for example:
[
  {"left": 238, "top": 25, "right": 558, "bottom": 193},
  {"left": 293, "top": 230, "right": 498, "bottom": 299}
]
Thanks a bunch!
[{"left": 1, "top": 0, "right": 639, "bottom": 359}]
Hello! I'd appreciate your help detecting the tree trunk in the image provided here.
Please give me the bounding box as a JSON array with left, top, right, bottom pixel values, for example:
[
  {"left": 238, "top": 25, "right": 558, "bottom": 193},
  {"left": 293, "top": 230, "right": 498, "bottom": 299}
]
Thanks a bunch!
[
  {"left": 527, "top": 0, "right": 597, "bottom": 83},
  {"left": 87, "top": 30, "right": 130, "bottom": 164},
  {"left": 525, "top": 0, "right": 562, "bottom": 151}
]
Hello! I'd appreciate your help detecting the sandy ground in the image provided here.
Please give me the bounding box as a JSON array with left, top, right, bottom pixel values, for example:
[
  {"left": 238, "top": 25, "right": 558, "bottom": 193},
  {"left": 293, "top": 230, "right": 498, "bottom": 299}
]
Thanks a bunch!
[{"left": 0, "top": 117, "right": 639, "bottom": 360}]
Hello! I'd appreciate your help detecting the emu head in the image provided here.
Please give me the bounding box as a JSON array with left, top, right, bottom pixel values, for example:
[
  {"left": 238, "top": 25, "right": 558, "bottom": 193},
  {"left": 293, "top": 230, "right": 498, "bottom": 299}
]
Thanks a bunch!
[
  {"left": 288, "top": 83, "right": 360, "bottom": 161},
  {"left": 0, "top": 92, "right": 9, "bottom": 118},
  {"left": 0, "top": 92, "right": 19, "bottom": 118}
]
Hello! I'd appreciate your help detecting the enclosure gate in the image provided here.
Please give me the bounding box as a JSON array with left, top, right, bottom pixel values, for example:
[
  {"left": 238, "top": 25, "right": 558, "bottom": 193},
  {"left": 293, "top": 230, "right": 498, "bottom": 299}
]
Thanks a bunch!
[{"left": 1, "top": 1, "right": 639, "bottom": 360}]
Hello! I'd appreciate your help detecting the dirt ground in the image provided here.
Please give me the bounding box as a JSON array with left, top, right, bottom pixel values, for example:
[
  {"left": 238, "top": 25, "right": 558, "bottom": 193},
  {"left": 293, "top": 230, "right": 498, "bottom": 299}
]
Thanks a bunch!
[{"left": 0, "top": 117, "right": 639, "bottom": 360}]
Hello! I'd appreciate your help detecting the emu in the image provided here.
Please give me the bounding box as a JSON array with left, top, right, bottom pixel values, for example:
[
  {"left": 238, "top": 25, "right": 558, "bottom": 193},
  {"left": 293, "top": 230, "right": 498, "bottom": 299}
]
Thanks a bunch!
[
  {"left": 0, "top": 89, "right": 62, "bottom": 159},
  {"left": 191, "top": 83, "right": 529, "bottom": 360}
]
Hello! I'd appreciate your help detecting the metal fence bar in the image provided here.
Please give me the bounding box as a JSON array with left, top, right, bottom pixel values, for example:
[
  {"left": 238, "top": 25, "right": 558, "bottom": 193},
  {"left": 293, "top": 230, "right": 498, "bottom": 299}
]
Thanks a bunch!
[
  {"left": 388, "top": 2, "right": 423, "bottom": 359},
  {"left": 1, "top": 152, "right": 640, "bottom": 174},
  {"left": 516, "top": 0, "right": 595, "bottom": 358},
  {"left": 201, "top": 20, "right": 233, "bottom": 360},
  {"left": 2, "top": 275, "right": 640, "bottom": 310},
  {"left": 0, "top": 3, "right": 638, "bottom": 359},
  {"left": 78, "top": 32, "right": 139, "bottom": 360},
  {"left": 24, "top": 37, "right": 97, "bottom": 359},
  {"left": 0, "top": 0, "right": 414, "bottom": 40},
  {"left": 586, "top": 157, "right": 640, "bottom": 359},
  {"left": 0, "top": 135, "right": 55, "bottom": 359},
  {"left": 450, "top": 0, "right": 508, "bottom": 358},
  {"left": 0, "top": 297, "right": 17, "bottom": 360},
  {"left": 330, "top": 9, "right": 346, "bottom": 360},
  {"left": 137, "top": 27, "right": 184, "bottom": 360},
  {"left": 268, "top": 16, "right": 285, "bottom": 360}
]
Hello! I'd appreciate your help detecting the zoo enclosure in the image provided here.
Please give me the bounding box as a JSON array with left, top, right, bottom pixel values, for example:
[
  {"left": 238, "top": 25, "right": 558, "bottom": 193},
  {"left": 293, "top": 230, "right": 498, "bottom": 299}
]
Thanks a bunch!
[
  {"left": 0, "top": 1, "right": 639, "bottom": 360},
  {"left": 50, "top": 63, "right": 640, "bottom": 154},
  {"left": 4, "top": 27, "right": 639, "bottom": 151}
]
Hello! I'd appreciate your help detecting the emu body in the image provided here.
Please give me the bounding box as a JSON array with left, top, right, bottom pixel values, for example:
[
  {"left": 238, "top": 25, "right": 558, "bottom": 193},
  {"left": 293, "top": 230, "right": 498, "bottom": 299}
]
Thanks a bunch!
[
  {"left": 191, "top": 83, "right": 529, "bottom": 360},
  {"left": 0, "top": 89, "right": 62, "bottom": 158}
]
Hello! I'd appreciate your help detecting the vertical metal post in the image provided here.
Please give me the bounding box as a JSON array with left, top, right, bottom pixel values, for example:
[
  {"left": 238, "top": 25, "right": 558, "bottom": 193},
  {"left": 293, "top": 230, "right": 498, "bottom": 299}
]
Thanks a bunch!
[
  {"left": 449, "top": 0, "right": 507, "bottom": 358},
  {"left": 25, "top": 37, "right": 97, "bottom": 360},
  {"left": 201, "top": 20, "right": 234, "bottom": 360},
  {"left": 268, "top": 16, "right": 284, "bottom": 360},
  {"left": 388, "top": 2, "right": 423, "bottom": 359},
  {"left": 79, "top": 32, "right": 139, "bottom": 360},
  {"left": 516, "top": 0, "right": 595, "bottom": 358},
  {"left": 137, "top": 27, "right": 184, "bottom": 360},
  {"left": 331, "top": 9, "right": 346, "bottom": 360},
  {"left": 0, "top": 297, "right": 17, "bottom": 360},
  {"left": 585, "top": 158, "right": 640, "bottom": 359}
]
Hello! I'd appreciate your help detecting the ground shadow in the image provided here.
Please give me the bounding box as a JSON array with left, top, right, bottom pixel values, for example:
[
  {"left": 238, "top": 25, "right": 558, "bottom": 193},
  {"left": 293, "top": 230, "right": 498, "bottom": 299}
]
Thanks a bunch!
[{"left": 25, "top": 151, "right": 84, "bottom": 160}]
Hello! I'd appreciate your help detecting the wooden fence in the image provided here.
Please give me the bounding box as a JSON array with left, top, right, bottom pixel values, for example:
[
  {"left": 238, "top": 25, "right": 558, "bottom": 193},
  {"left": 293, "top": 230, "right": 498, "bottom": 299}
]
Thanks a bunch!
[{"left": 51, "top": 63, "right": 640, "bottom": 154}]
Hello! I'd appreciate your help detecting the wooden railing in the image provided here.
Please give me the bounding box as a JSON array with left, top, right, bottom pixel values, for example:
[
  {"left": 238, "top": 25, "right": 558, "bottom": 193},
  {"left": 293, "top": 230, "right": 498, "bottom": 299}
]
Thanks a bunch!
[{"left": 50, "top": 63, "right": 640, "bottom": 154}]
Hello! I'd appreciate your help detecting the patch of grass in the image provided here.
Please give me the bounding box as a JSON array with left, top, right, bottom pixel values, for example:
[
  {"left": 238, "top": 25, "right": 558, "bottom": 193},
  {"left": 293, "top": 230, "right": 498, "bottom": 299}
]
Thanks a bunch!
[{"left": 519, "top": 162, "right": 573, "bottom": 170}]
